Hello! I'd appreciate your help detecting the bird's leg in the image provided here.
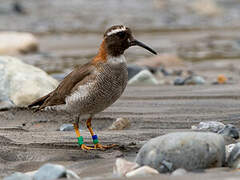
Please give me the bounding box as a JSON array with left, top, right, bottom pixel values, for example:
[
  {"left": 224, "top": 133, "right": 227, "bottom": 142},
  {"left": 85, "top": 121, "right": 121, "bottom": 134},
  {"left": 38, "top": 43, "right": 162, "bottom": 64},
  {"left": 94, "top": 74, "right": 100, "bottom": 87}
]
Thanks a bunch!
[
  {"left": 86, "top": 117, "right": 116, "bottom": 150},
  {"left": 73, "top": 123, "right": 94, "bottom": 150}
]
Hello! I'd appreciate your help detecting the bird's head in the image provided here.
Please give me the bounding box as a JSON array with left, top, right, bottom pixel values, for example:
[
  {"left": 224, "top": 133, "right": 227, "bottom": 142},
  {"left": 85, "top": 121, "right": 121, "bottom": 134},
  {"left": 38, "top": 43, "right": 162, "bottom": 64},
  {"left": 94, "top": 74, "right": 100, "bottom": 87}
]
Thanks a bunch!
[{"left": 104, "top": 25, "right": 157, "bottom": 57}]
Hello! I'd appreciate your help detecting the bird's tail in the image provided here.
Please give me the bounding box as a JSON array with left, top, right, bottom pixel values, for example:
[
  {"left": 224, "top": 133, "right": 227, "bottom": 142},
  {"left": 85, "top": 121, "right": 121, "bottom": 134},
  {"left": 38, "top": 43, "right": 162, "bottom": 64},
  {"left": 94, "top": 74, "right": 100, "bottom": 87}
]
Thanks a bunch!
[{"left": 28, "top": 93, "right": 50, "bottom": 108}]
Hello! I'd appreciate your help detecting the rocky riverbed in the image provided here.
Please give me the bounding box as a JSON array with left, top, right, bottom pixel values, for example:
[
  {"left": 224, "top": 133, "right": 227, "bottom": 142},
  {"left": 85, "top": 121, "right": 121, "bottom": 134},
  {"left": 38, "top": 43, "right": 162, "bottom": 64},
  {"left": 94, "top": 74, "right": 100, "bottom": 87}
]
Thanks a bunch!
[{"left": 1, "top": 0, "right": 240, "bottom": 179}]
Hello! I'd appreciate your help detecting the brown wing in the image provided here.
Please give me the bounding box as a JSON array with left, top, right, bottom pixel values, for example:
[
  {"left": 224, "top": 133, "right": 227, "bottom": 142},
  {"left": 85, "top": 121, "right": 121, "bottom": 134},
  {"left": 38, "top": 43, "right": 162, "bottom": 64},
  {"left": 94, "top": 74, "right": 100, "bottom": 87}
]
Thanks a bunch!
[{"left": 28, "top": 62, "right": 96, "bottom": 110}]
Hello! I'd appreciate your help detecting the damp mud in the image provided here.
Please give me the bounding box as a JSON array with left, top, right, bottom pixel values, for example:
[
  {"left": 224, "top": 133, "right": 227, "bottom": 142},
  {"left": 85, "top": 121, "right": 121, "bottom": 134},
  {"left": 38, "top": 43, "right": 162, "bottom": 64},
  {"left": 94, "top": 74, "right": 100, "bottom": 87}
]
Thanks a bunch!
[{"left": 1, "top": 85, "right": 240, "bottom": 179}]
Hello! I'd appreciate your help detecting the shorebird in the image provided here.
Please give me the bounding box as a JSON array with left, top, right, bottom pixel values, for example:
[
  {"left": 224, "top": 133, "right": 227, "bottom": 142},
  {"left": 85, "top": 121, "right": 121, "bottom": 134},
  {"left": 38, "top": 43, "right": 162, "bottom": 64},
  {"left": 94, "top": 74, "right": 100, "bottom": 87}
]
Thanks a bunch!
[{"left": 29, "top": 25, "right": 157, "bottom": 150}]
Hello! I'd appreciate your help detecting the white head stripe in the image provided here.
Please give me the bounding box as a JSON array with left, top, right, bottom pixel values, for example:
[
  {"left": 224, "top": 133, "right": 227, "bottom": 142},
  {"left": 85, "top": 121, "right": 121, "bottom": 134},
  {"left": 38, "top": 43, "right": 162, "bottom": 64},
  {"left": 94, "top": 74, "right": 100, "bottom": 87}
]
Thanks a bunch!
[{"left": 107, "top": 26, "right": 126, "bottom": 36}]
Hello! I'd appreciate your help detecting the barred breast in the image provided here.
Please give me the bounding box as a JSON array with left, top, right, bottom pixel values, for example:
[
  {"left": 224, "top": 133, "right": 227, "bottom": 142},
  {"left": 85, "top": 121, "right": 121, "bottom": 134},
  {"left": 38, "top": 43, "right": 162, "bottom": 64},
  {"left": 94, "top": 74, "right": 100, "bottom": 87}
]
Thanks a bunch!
[{"left": 65, "top": 56, "right": 128, "bottom": 115}]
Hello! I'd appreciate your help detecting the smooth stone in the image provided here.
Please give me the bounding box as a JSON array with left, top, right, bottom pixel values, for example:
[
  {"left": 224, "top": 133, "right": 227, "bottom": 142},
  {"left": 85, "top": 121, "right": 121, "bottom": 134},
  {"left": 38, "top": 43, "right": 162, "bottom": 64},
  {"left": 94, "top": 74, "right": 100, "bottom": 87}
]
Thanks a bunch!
[
  {"left": 0, "top": 99, "right": 15, "bottom": 110},
  {"left": 128, "top": 70, "right": 159, "bottom": 85},
  {"left": 227, "top": 143, "right": 240, "bottom": 169},
  {"left": 125, "top": 166, "right": 159, "bottom": 177},
  {"left": 3, "top": 172, "right": 32, "bottom": 180},
  {"left": 135, "top": 132, "right": 225, "bottom": 173},
  {"left": 65, "top": 170, "right": 80, "bottom": 179},
  {"left": 33, "top": 163, "right": 67, "bottom": 180},
  {"left": 0, "top": 56, "right": 58, "bottom": 106},
  {"left": 127, "top": 65, "right": 145, "bottom": 80},
  {"left": 225, "top": 144, "right": 236, "bottom": 161},
  {"left": 0, "top": 32, "right": 38, "bottom": 55},
  {"left": 59, "top": 124, "right": 74, "bottom": 131},
  {"left": 113, "top": 158, "right": 139, "bottom": 176},
  {"left": 174, "top": 77, "right": 185, "bottom": 85},
  {"left": 184, "top": 75, "right": 205, "bottom": 85},
  {"left": 218, "top": 124, "right": 239, "bottom": 140},
  {"left": 108, "top": 117, "right": 130, "bottom": 130},
  {"left": 171, "top": 168, "right": 187, "bottom": 176},
  {"left": 191, "top": 121, "right": 225, "bottom": 133}
]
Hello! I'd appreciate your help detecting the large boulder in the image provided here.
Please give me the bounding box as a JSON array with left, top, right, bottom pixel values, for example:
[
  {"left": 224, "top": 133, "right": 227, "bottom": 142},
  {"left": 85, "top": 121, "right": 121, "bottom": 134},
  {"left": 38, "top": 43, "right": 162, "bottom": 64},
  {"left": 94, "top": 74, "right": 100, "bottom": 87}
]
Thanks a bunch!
[
  {"left": 0, "top": 56, "right": 58, "bottom": 106},
  {"left": 135, "top": 132, "right": 225, "bottom": 173},
  {"left": 0, "top": 32, "right": 38, "bottom": 55}
]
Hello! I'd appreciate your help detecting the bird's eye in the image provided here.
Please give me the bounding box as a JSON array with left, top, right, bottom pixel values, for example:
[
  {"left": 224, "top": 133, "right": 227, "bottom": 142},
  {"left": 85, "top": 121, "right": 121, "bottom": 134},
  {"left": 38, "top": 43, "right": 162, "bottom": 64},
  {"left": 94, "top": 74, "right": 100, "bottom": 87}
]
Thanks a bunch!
[{"left": 118, "top": 31, "right": 126, "bottom": 39}]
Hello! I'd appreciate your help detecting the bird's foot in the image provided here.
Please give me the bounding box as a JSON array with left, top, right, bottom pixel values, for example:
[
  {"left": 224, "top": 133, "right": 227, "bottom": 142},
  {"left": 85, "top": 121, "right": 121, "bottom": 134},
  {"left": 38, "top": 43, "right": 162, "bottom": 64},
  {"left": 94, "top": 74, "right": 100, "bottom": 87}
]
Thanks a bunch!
[
  {"left": 81, "top": 144, "right": 95, "bottom": 151},
  {"left": 94, "top": 143, "right": 117, "bottom": 150}
]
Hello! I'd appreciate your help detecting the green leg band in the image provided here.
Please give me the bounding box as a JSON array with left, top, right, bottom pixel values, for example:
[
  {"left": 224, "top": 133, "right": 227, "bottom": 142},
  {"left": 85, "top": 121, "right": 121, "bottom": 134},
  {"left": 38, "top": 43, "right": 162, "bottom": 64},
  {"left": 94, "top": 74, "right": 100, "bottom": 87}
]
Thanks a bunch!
[{"left": 77, "top": 136, "right": 84, "bottom": 146}]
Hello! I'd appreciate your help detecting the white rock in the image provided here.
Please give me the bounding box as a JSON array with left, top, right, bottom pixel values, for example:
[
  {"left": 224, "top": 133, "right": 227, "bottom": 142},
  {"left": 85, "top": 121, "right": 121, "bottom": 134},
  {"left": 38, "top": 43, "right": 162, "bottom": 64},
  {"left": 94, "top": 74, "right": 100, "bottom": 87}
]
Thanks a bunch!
[
  {"left": 171, "top": 168, "right": 187, "bottom": 176},
  {"left": 66, "top": 169, "right": 80, "bottom": 179},
  {"left": 3, "top": 172, "right": 32, "bottom": 180},
  {"left": 128, "top": 70, "right": 159, "bottom": 85},
  {"left": 0, "top": 56, "right": 58, "bottom": 106},
  {"left": 125, "top": 166, "right": 159, "bottom": 177},
  {"left": 108, "top": 117, "right": 130, "bottom": 130},
  {"left": 191, "top": 121, "right": 225, "bottom": 133},
  {"left": 0, "top": 32, "right": 38, "bottom": 55},
  {"left": 113, "top": 158, "right": 139, "bottom": 176},
  {"left": 225, "top": 144, "right": 236, "bottom": 161}
]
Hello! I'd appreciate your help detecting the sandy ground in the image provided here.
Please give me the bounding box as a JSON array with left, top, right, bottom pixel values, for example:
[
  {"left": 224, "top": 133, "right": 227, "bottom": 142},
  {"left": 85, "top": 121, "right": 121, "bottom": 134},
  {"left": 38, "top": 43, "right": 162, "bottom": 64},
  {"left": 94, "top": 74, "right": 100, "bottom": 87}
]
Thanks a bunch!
[{"left": 1, "top": 85, "right": 240, "bottom": 179}]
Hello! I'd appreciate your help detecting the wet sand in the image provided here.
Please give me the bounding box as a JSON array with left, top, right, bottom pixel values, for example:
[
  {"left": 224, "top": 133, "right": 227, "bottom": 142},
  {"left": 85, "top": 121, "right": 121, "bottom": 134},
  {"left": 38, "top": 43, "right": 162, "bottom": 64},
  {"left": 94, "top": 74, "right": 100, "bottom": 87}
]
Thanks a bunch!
[{"left": 1, "top": 85, "right": 240, "bottom": 179}]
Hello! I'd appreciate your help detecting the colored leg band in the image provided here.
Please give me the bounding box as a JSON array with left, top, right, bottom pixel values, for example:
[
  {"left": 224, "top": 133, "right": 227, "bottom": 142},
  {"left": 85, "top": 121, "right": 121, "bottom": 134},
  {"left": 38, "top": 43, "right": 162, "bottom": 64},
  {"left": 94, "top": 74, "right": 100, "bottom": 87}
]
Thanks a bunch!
[
  {"left": 92, "top": 135, "right": 99, "bottom": 144},
  {"left": 77, "top": 136, "right": 84, "bottom": 146}
]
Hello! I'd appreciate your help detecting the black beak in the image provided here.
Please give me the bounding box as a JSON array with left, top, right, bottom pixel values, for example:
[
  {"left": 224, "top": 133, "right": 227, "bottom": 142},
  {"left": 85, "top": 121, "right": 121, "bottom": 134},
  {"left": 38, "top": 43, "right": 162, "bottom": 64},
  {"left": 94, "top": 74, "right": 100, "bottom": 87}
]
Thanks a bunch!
[{"left": 130, "top": 39, "right": 157, "bottom": 55}]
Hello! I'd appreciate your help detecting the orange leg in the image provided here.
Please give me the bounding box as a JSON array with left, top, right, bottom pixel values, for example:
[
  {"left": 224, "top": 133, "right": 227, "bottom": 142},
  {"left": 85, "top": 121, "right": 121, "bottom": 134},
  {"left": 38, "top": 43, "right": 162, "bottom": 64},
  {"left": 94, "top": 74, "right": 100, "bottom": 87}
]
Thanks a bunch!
[
  {"left": 73, "top": 123, "right": 94, "bottom": 150},
  {"left": 86, "top": 117, "right": 116, "bottom": 150}
]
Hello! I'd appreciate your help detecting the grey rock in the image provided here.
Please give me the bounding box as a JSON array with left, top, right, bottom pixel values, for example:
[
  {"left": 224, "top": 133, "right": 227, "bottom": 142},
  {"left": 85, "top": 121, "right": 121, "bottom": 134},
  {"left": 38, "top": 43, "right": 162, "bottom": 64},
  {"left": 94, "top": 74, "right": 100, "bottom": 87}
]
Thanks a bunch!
[
  {"left": 59, "top": 124, "right": 74, "bottom": 131},
  {"left": 191, "top": 121, "right": 225, "bottom": 133},
  {"left": 227, "top": 143, "right": 240, "bottom": 169},
  {"left": 4, "top": 172, "right": 32, "bottom": 180},
  {"left": 184, "top": 75, "right": 205, "bottom": 85},
  {"left": 33, "top": 163, "right": 67, "bottom": 180},
  {"left": 174, "top": 77, "right": 185, "bottom": 85},
  {"left": 127, "top": 65, "right": 145, "bottom": 80},
  {"left": 135, "top": 132, "right": 225, "bottom": 173},
  {"left": 0, "top": 56, "right": 58, "bottom": 106},
  {"left": 218, "top": 124, "right": 239, "bottom": 140},
  {"left": 0, "top": 99, "right": 15, "bottom": 110},
  {"left": 128, "top": 70, "right": 158, "bottom": 85}
]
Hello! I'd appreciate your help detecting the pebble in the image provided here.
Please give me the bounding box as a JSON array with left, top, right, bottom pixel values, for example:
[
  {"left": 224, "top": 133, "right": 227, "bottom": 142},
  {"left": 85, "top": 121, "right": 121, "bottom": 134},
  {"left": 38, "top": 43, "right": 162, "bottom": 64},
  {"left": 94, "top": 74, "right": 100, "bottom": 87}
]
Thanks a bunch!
[
  {"left": 225, "top": 144, "right": 236, "bottom": 161},
  {"left": 227, "top": 143, "right": 240, "bottom": 169},
  {"left": 174, "top": 77, "right": 185, "bottom": 85},
  {"left": 191, "top": 121, "right": 225, "bottom": 133},
  {"left": 128, "top": 70, "right": 159, "bottom": 85},
  {"left": 113, "top": 158, "right": 139, "bottom": 176},
  {"left": 33, "top": 163, "right": 67, "bottom": 180},
  {"left": 184, "top": 75, "right": 205, "bottom": 85},
  {"left": 217, "top": 74, "right": 227, "bottom": 84},
  {"left": 3, "top": 172, "right": 32, "bottom": 180},
  {"left": 0, "top": 56, "right": 58, "bottom": 106},
  {"left": 135, "top": 132, "right": 225, "bottom": 173},
  {"left": 59, "top": 124, "right": 74, "bottom": 131},
  {"left": 171, "top": 168, "right": 187, "bottom": 176},
  {"left": 108, "top": 117, "right": 130, "bottom": 130},
  {"left": 218, "top": 124, "right": 239, "bottom": 140},
  {"left": 127, "top": 65, "right": 145, "bottom": 80},
  {"left": 125, "top": 166, "right": 159, "bottom": 177}
]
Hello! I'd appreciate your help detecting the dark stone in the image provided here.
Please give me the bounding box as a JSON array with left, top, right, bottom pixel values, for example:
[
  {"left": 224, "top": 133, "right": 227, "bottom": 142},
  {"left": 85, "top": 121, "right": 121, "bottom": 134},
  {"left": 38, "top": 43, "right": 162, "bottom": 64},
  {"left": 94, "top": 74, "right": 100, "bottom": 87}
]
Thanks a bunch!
[{"left": 127, "top": 65, "right": 145, "bottom": 80}]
